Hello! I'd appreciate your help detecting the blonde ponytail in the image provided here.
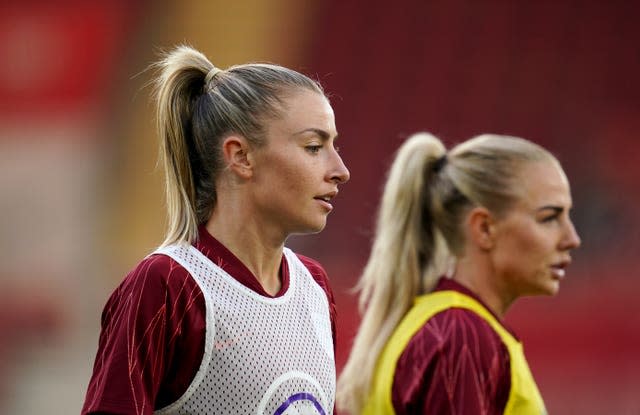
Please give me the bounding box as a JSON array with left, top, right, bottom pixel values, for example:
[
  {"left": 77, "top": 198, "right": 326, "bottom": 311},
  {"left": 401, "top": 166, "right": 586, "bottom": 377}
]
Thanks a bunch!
[
  {"left": 337, "top": 132, "right": 450, "bottom": 414},
  {"left": 154, "top": 45, "right": 213, "bottom": 246}
]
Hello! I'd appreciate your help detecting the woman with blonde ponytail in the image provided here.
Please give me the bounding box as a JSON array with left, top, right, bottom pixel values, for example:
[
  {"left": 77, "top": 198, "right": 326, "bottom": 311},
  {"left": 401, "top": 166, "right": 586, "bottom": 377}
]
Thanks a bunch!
[
  {"left": 338, "top": 132, "right": 580, "bottom": 415},
  {"left": 83, "top": 45, "right": 349, "bottom": 415}
]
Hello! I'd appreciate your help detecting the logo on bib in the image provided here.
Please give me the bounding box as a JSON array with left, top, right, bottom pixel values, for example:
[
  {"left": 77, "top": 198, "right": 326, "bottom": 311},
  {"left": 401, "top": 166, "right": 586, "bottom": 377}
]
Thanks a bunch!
[
  {"left": 274, "top": 392, "right": 325, "bottom": 415},
  {"left": 257, "top": 371, "right": 332, "bottom": 415}
]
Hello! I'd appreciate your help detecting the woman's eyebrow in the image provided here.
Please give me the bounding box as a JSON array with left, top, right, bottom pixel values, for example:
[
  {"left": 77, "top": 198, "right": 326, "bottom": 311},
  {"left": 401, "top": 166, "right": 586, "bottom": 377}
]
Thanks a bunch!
[
  {"left": 536, "top": 205, "right": 563, "bottom": 214},
  {"left": 293, "top": 128, "right": 337, "bottom": 141}
]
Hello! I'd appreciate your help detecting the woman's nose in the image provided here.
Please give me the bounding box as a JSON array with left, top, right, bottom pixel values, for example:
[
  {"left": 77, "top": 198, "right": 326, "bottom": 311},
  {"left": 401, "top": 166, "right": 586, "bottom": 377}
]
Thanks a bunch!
[
  {"left": 329, "top": 151, "right": 350, "bottom": 184},
  {"left": 562, "top": 220, "right": 581, "bottom": 250}
]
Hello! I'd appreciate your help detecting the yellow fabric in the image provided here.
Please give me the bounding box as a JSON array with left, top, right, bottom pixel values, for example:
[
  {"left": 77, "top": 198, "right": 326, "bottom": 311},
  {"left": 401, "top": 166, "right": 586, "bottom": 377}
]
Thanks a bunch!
[{"left": 362, "top": 290, "right": 547, "bottom": 415}]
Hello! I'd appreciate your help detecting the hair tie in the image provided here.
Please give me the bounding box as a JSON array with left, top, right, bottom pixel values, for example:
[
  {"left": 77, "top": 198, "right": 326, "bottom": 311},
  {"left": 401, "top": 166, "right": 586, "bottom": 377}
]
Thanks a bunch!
[
  {"left": 205, "top": 67, "right": 223, "bottom": 84},
  {"left": 432, "top": 154, "right": 448, "bottom": 173}
]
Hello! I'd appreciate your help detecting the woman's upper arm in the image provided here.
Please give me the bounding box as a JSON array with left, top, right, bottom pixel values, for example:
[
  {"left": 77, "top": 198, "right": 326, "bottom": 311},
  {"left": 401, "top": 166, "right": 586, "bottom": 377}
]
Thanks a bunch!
[{"left": 82, "top": 254, "right": 197, "bottom": 415}]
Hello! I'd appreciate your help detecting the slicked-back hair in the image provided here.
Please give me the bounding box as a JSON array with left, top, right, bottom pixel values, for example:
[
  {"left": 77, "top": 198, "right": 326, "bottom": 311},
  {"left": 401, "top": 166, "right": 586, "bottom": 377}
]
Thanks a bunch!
[{"left": 152, "top": 45, "right": 324, "bottom": 246}]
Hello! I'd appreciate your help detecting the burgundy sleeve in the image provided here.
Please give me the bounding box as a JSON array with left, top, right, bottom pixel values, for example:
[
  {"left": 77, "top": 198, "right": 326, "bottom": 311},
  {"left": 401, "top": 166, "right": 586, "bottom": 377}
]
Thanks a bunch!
[
  {"left": 82, "top": 255, "right": 205, "bottom": 415},
  {"left": 392, "top": 308, "right": 511, "bottom": 415},
  {"left": 296, "top": 254, "right": 337, "bottom": 356}
]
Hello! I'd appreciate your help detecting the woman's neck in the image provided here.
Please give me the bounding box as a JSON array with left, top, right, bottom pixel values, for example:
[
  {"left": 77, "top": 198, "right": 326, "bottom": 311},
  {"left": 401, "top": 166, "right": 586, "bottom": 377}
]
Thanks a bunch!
[
  {"left": 452, "top": 256, "right": 514, "bottom": 319},
  {"left": 206, "top": 202, "right": 285, "bottom": 296}
]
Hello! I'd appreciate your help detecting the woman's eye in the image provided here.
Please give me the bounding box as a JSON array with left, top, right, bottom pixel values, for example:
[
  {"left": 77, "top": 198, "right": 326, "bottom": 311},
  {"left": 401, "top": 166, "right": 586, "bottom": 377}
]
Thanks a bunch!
[
  {"left": 306, "top": 145, "right": 322, "bottom": 154},
  {"left": 541, "top": 215, "right": 559, "bottom": 223}
]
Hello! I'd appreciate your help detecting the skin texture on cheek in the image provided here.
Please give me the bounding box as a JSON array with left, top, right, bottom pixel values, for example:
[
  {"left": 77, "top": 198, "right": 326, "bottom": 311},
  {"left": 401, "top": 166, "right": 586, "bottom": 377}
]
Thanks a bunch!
[
  {"left": 250, "top": 148, "right": 321, "bottom": 234},
  {"left": 491, "top": 161, "right": 575, "bottom": 301},
  {"left": 495, "top": 221, "right": 557, "bottom": 298},
  {"left": 248, "top": 90, "right": 341, "bottom": 237}
]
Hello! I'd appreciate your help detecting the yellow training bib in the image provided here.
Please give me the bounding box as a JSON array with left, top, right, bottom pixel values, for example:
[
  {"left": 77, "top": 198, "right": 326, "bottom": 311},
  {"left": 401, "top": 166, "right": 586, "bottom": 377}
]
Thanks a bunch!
[{"left": 363, "top": 290, "right": 547, "bottom": 415}]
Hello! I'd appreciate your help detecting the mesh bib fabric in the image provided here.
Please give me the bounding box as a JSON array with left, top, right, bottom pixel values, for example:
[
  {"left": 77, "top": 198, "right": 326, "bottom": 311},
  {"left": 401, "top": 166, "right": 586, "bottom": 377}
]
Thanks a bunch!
[{"left": 153, "top": 244, "right": 336, "bottom": 415}]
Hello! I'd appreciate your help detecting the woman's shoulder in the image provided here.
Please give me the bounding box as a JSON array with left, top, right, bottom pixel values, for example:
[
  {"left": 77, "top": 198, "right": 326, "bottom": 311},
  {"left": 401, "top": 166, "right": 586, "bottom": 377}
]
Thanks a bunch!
[
  {"left": 393, "top": 307, "right": 511, "bottom": 413},
  {"left": 294, "top": 253, "right": 327, "bottom": 276},
  {"left": 414, "top": 307, "right": 506, "bottom": 354},
  {"left": 122, "top": 252, "right": 190, "bottom": 288},
  {"left": 395, "top": 307, "right": 509, "bottom": 381},
  {"left": 294, "top": 253, "right": 332, "bottom": 289},
  {"left": 104, "top": 252, "right": 199, "bottom": 313},
  {"left": 294, "top": 253, "right": 335, "bottom": 304}
]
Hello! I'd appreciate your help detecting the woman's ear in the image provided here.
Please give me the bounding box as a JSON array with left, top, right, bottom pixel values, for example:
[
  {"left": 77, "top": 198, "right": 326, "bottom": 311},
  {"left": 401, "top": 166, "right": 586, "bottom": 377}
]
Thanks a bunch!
[
  {"left": 221, "top": 135, "right": 253, "bottom": 179},
  {"left": 467, "top": 206, "right": 496, "bottom": 250}
]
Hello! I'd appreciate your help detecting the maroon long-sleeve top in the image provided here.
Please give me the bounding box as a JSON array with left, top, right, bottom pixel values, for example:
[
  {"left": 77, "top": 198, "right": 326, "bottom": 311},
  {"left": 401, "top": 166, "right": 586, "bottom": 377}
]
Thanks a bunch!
[{"left": 82, "top": 226, "right": 336, "bottom": 415}]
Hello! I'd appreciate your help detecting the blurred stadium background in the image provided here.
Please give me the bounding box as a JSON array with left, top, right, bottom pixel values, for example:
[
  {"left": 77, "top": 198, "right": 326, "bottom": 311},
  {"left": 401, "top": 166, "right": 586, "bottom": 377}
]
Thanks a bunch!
[{"left": 1, "top": 0, "right": 638, "bottom": 413}]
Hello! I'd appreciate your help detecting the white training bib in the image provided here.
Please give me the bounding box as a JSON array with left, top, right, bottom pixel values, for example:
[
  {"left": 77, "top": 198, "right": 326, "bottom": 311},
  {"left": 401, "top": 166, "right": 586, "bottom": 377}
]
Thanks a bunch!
[{"left": 154, "top": 244, "right": 336, "bottom": 415}]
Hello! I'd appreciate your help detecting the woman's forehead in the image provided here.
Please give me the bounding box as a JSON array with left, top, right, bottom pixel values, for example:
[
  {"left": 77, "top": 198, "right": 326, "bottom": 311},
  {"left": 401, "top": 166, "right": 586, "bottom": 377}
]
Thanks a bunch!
[
  {"left": 269, "top": 90, "right": 336, "bottom": 137},
  {"left": 516, "top": 161, "right": 571, "bottom": 208}
]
